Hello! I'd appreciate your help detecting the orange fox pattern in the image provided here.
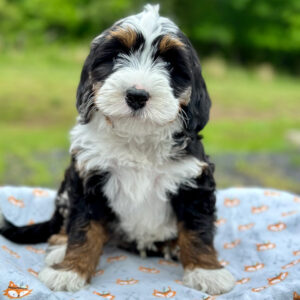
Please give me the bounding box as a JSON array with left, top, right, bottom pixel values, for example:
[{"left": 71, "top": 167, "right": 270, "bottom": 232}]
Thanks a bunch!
[
  {"left": 93, "top": 269, "right": 104, "bottom": 276},
  {"left": 236, "top": 278, "right": 250, "bottom": 285},
  {"left": 224, "top": 239, "right": 240, "bottom": 249},
  {"left": 25, "top": 246, "right": 45, "bottom": 254},
  {"left": 2, "top": 245, "right": 20, "bottom": 259},
  {"left": 252, "top": 205, "right": 268, "bottom": 214},
  {"left": 244, "top": 262, "right": 265, "bottom": 272},
  {"left": 215, "top": 218, "right": 227, "bottom": 226},
  {"left": 153, "top": 287, "right": 176, "bottom": 298},
  {"left": 27, "top": 268, "right": 38, "bottom": 277},
  {"left": 32, "top": 188, "right": 49, "bottom": 197},
  {"left": 238, "top": 223, "right": 254, "bottom": 231},
  {"left": 256, "top": 242, "right": 276, "bottom": 251},
  {"left": 158, "top": 259, "right": 179, "bottom": 267},
  {"left": 139, "top": 266, "right": 160, "bottom": 274},
  {"left": 282, "top": 210, "right": 298, "bottom": 217},
  {"left": 106, "top": 255, "right": 127, "bottom": 263},
  {"left": 93, "top": 291, "right": 115, "bottom": 299},
  {"left": 224, "top": 198, "right": 240, "bottom": 207},
  {"left": 268, "top": 272, "right": 288, "bottom": 285},
  {"left": 116, "top": 278, "right": 139, "bottom": 285},
  {"left": 3, "top": 281, "right": 32, "bottom": 299},
  {"left": 267, "top": 222, "right": 286, "bottom": 232},
  {"left": 7, "top": 196, "right": 24, "bottom": 208}
]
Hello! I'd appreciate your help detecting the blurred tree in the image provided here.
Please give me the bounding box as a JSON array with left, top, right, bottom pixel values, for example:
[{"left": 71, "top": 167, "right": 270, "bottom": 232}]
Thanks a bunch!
[{"left": 0, "top": 0, "right": 299, "bottom": 71}]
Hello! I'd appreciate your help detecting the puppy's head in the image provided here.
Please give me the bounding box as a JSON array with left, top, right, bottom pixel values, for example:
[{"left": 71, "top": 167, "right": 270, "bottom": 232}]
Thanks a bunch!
[{"left": 77, "top": 4, "right": 211, "bottom": 135}]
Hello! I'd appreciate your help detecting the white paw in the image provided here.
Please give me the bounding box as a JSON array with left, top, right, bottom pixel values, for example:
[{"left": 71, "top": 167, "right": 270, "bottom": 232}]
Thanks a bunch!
[
  {"left": 183, "top": 267, "right": 235, "bottom": 295},
  {"left": 45, "top": 244, "right": 67, "bottom": 266},
  {"left": 38, "top": 266, "right": 87, "bottom": 292}
]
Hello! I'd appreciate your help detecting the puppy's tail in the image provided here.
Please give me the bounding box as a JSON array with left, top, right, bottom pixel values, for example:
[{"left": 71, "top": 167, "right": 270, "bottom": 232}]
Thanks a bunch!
[{"left": 0, "top": 208, "right": 64, "bottom": 244}]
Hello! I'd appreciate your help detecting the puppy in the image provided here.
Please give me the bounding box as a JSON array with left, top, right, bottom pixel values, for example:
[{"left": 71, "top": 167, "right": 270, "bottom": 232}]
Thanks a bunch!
[{"left": 0, "top": 4, "right": 235, "bottom": 295}]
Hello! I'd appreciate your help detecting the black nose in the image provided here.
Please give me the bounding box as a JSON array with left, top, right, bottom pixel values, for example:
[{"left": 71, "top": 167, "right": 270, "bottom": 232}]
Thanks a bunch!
[{"left": 125, "top": 87, "right": 150, "bottom": 110}]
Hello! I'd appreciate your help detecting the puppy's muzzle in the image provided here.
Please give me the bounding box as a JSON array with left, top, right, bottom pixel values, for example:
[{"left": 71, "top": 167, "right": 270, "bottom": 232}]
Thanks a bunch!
[{"left": 125, "top": 87, "right": 150, "bottom": 110}]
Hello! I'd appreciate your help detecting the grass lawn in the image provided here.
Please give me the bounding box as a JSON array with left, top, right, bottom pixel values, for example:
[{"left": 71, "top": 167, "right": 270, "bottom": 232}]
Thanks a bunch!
[{"left": 1, "top": 45, "right": 299, "bottom": 189}]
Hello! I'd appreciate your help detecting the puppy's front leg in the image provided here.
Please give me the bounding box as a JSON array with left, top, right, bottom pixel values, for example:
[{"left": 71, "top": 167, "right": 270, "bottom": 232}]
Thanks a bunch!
[
  {"left": 39, "top": 219, "right": 108, "bottom": 292},
  {"left": 178, "top": 224, "right": 235, "bottom": 295},
  {"left": 172, "top": 163, "right": 235, "bottom": 295}
]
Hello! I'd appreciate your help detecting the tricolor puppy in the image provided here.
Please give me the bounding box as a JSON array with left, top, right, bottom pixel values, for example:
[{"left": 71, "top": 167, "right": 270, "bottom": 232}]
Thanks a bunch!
[{"left": 0, "top": 5, "right": 235, "bottom": 295}]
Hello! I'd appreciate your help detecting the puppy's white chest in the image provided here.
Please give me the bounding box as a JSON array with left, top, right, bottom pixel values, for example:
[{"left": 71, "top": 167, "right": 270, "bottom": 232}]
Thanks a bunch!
[{"left": 103, "top": 157, "right": 203, "bottom": 249}]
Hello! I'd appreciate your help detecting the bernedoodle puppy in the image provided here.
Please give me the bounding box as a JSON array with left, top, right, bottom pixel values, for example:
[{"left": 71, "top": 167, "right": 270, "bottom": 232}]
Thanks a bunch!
[{"left": 0, "top": 4, "right": 235, "bottom": 295}]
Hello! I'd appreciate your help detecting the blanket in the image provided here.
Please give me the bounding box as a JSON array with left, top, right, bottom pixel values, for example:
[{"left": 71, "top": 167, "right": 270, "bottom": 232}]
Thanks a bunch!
[{"left": 0, "top": 186, "right": 299, "bottom": 300}]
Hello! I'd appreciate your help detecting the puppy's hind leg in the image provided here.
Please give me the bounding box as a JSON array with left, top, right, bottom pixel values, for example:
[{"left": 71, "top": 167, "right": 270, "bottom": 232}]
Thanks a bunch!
[{"left": 39, "top": 221, "right": 108, "bottom": 292}]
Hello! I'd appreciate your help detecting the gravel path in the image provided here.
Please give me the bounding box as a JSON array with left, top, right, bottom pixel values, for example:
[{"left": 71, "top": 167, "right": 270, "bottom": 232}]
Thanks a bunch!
[{"left": 2, "top": 151, "right": 300, "bottom": 195}]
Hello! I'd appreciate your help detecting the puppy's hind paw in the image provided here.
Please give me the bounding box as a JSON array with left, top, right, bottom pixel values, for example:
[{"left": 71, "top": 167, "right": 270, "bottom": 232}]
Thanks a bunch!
[{"left": 183, "top": 267, "right": 235, "bottom": 295}]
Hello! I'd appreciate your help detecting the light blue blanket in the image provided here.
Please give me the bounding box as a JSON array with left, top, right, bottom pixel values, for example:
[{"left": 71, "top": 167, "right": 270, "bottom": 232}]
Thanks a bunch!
[{"left": 0, "top": 186, "right": 299, "bottom": 300}]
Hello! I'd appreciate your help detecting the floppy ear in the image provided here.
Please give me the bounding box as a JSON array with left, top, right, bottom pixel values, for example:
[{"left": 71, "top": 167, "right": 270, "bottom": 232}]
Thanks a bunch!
[
  {"left": 180, "top": 33, "right": 211, "bottom": 133},
  {"left": 76, "top": 49, "right": 97, "bottom": 124}
]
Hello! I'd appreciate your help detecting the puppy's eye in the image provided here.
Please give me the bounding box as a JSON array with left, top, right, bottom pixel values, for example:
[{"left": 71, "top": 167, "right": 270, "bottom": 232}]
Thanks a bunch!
[{"left": 165, "top": 61, "right": 173, "bottom": 71}]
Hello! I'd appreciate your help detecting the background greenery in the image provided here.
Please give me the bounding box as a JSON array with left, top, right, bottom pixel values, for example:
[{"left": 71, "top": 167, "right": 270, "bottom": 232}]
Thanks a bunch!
[{"left": 0, "top": 0, "right": 299, "bottom": 193}]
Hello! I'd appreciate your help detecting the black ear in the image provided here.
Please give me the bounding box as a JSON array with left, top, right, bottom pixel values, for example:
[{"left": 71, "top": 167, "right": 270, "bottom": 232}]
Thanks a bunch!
[
  {"left": 76, "top": 49, "right": 97, "bottom": 124},
  {"left": 179, "top": 33, "right": 211, "bottom": 133}
]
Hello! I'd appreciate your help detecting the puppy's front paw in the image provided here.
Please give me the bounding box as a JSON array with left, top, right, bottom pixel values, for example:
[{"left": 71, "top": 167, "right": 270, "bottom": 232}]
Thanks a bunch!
[
  {"left": 183, "top": 267, "right": 235, "bottom": 295},
  {"left": 38, "top": 266, "right": 87, "bottom": 292}
]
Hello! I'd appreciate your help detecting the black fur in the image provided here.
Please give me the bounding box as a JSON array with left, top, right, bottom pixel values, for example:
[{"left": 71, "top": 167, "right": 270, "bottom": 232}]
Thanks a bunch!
[
  {"left": 0, "top": 210, "right": 63, "bottom": 244},
  {"left": 171, "top": 155, "right": 216, "bottom": 246},
  {"left": 152, "top": 35, "right": 191, "bottom": 98},
  {"left": 61, "top": 160, "right": 115, "bottom": 246},
  {"left": 178, "top": 31, "right": 212, "bottom": 133},
  {"left": 152, "top": 31, "right": 211, "bottom": 133}
]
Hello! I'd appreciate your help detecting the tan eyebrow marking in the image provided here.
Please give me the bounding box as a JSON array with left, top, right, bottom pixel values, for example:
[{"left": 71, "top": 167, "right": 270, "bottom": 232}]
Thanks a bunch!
[
  {"left": 109, "top": 26, "right": 137, "bottom": 48},
  {"left": 159, "top": 35, "right": 185, "bottom": 52}
]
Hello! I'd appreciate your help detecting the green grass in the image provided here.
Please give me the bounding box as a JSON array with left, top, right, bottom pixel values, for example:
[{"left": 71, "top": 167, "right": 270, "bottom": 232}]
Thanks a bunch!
[
  {"left": 1, "top": 45, "right": 299, "bottom": 187},
  {"left": 203, "top": 119, "right": 299, "bottom": 153}
]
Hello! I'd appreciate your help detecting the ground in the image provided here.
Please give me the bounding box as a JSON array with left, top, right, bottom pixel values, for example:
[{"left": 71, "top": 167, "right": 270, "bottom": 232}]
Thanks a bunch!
[{"left": 0, "top": 45, "right": 299, "bottom": 193}]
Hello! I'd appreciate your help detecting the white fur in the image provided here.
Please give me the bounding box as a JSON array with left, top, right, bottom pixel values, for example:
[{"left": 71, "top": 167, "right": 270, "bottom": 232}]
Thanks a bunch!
[
  {"left": 95, "top": 61, "right": 179, "bottom": 126},
  {"left": 104, "top": 155, "right": 203, "bottom": 250},
  {"left": 183, "top": 268, "right": 235, "bottom": 295},
  {"left": 70, "top": 114, "right": 206, "bottom": 250},
  {"left": 45, "top": 244, "right": 67, "bottom": 266},
  {"left": 121, "top": 4, "right": 178, "bottom": 42},
  {"left": 38, "top": 267, "right": 86, "bottom": 292}
]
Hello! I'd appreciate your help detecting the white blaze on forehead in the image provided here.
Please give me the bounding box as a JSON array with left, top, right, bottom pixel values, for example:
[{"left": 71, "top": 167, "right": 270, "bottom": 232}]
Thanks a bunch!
[{"left": 119, "top": 4, "right": 178, "bottom": 41}]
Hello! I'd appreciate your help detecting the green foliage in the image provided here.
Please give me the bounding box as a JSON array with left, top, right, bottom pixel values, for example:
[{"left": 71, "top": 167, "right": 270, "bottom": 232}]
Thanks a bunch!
[{"left": 0, "top": 0, "right": 299, "bottom": 70}]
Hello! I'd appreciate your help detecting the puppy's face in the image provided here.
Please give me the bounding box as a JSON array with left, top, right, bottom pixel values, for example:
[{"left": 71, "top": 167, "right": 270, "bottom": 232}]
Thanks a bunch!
[{"left": 77, "top": 5, "right": 211, "bottom": 134}]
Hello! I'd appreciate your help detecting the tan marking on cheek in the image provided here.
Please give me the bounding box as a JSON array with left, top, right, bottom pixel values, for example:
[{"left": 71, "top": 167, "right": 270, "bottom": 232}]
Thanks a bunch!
[
  {"left": 109, "top": 26, "right": 137, "bottom": 48},
  {"left": 177, "top": 223, "right": 221, "bottom": 270},
  {"left": 159, "top": 35, "right": 185, "bottom": 53},
  {"left": 53, "top": 221, "right": 109, "bottom": 281}
]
